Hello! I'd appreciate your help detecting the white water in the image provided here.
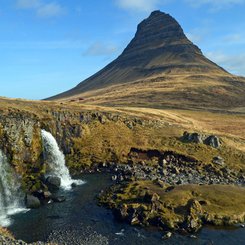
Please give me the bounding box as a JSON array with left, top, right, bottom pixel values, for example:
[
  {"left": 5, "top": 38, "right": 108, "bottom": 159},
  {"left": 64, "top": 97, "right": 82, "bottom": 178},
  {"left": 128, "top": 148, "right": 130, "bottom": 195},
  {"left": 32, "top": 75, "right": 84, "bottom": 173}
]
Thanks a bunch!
[
  {"left": 41, "top": 130, "right": 84, "bottom": 190},
  {"left": 0, "top": 150, "right": 27, "bottom": 227}
]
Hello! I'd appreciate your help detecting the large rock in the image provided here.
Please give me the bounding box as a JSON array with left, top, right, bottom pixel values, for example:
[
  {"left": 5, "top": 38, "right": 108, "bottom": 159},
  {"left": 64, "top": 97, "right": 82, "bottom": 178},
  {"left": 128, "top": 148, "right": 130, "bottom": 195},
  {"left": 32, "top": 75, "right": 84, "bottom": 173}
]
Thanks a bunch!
[
  {"left": 212, "top": 156, "right": 225, "bottom": 166},
  {"left": 25, "top": 194, "right": 41, "bottom": 209},
  {"left": 182, "top": 131, "right": 203, "bottom": 144},
  {"left": 46, "top": 176, "right": 61, "bottom": 191},
  {"left": 204, "top": 135, "right": 221, "bottom": 148},
  {"left": 182, "top": 131, "right": 221, "bottom": 148}
]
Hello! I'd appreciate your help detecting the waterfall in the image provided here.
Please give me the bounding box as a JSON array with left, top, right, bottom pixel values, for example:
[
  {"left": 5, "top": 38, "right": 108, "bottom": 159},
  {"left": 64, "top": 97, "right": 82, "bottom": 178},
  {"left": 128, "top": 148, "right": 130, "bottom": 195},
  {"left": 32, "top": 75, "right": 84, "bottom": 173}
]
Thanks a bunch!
[
  {"left": 0, "top": 150, "right": 26, "bottom": 227},
  {"left": 41, "top": 130, "right": 84, "bottom": 190}
]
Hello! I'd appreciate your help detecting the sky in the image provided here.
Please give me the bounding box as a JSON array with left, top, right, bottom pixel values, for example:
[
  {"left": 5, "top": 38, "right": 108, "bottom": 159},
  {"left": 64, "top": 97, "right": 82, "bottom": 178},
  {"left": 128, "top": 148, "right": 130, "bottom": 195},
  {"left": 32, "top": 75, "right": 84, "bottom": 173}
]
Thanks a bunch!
[{"left": 0, "top": 0, "right": 245, "bottom": 100}]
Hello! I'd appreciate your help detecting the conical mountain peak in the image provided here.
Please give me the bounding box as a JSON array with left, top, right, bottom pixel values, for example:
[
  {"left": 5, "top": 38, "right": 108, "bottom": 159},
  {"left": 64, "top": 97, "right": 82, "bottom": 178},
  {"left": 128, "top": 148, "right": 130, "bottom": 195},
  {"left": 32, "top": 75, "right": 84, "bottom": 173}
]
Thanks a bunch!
[
  {"left": 48, "top": 11, "right": 230, "bottom": 102},
  {"left": 121, "top": 10, "right": 203, "bottom": 62}
]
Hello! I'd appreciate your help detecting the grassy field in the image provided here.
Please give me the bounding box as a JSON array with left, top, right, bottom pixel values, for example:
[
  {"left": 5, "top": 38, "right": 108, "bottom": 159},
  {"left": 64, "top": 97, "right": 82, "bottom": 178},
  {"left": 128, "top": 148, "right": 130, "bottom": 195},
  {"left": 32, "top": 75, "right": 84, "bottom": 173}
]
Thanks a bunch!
[
  {"left": 1, "top": 96, "right": 245, "bottom": 171},
  {"left": 54, "top": 73, "right": 245, "bottom": 112}
]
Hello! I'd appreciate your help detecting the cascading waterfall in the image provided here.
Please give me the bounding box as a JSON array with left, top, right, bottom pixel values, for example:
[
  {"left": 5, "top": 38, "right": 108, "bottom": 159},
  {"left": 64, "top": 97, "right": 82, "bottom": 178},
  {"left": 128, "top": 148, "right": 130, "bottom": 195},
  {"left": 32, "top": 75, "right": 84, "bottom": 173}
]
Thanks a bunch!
[
  {"left": 0, "top": 150, "right": 26, "bottom": 227},
  {"left": 41, "top": 129, "right": 84, "bottom": 190}
]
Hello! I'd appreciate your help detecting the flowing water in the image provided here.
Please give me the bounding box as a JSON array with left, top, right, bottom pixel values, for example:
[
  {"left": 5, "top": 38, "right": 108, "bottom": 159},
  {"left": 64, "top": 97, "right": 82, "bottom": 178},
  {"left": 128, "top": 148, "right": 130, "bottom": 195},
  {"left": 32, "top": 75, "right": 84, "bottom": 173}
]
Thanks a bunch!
[
  {"left": 2, "top": 130, "right": 245, "bottom": 243},
  {"left": 9, "top": 173, "right": 245, "bottom": 245},
  {"left": 0, "top": 150, "right": 26, "bottom": 227},
  {"left": 41, "top": 129, "right": 84, "bottom": 190}
]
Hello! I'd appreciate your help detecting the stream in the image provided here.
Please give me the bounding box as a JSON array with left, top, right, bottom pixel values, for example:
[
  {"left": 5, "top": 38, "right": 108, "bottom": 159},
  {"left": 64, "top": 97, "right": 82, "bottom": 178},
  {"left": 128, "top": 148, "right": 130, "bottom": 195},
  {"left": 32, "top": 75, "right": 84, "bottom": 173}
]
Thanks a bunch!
[{"left": 9, "top": 173, "right": 245, "bottom": 245}]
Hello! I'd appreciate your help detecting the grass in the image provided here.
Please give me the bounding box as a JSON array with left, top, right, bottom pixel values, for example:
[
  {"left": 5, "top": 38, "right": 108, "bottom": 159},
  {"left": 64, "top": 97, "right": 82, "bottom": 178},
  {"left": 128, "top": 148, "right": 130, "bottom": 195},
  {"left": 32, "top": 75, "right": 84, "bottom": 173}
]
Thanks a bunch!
[
  {"left": 100, "top": 180, "right": 245, "bottom": 230},
  {"left": 1, "top": 97, "right": 245, "bottom": 172},
  {"left": 54, "top": 73, "right": 245, "bottom": 112}
]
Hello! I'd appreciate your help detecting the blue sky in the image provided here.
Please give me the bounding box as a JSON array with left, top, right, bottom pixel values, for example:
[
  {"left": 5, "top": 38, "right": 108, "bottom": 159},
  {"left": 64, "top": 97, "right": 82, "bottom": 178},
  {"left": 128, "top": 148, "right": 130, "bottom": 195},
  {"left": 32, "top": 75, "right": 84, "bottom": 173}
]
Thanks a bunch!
[{"left": 0, "top": 0, "right": 245, "bottom": 99}]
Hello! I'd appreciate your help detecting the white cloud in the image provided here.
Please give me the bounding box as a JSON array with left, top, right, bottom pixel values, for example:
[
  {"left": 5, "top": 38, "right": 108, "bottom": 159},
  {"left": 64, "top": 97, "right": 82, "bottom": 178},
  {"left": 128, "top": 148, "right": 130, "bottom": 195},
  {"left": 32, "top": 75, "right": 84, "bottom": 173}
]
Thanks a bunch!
[
  {"left": 16, "top": 0, "right": 64, "bottom": 17},
  {"left": 185, "top": 0, "right": 245, "bottom": 10},
  {"left": 36, "top": 3, "right": 64, "bottom": 17},
  {"left": 84, "top": 42, "right": 118, "bottom": 56},
  {"left": 116, "top": 0, "right": 160, "bottom": 12},
  {"left": 206, "top": 51, "right": 245, "bottom": 76}
]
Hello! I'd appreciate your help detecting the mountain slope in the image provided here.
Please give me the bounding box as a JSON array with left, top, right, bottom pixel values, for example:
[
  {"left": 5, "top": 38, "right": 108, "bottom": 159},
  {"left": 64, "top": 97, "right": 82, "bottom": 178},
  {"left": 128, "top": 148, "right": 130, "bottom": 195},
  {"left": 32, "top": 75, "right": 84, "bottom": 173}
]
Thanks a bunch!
[{"left": 48, "top": 11, "right": 245, "bottom": 111}]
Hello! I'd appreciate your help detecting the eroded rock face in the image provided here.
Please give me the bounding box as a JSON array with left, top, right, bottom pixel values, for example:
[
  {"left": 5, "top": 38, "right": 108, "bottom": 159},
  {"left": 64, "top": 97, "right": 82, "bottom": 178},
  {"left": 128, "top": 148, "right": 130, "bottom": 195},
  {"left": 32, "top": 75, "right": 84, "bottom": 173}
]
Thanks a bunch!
[
  {"left": 0, "top": 107, "right": 146, "bottom": 192},
  {"left": 185, "top": 199, "right": 203, "bottom": 232}
]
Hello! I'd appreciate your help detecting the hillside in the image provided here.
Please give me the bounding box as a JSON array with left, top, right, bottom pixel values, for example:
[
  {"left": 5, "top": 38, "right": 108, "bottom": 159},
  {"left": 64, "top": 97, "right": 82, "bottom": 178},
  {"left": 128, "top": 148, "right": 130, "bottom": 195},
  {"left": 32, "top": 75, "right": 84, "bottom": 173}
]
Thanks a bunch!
[{"left": 47, "top": 11, "right": 245, "bottom": 111}]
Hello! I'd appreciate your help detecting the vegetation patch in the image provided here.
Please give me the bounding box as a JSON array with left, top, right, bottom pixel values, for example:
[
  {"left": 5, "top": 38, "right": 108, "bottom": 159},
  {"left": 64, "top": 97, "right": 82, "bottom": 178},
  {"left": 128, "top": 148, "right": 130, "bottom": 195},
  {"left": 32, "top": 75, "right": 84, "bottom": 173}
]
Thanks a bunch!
[{"left": 99, "top": 181, "right": 245, "bottom": 232}]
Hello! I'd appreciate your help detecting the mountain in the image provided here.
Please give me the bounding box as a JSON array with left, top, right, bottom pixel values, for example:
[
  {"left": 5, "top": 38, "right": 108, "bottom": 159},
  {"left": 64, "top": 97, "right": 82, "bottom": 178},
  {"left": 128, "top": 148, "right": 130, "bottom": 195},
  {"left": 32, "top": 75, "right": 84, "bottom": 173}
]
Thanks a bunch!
[{"left": 48, "top": 11, "right": 245, "bottom": 111}]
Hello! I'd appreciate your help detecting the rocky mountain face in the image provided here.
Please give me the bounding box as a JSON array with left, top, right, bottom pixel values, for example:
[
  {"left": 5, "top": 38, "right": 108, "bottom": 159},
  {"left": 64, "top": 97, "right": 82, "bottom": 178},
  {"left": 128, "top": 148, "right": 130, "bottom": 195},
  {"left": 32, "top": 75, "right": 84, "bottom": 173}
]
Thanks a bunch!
[
  {"left": 61, "top": 10, "right": 226, "bottom": 94},
  {"left": 46, "top": 10, "right": 245, "bottom": 111}
]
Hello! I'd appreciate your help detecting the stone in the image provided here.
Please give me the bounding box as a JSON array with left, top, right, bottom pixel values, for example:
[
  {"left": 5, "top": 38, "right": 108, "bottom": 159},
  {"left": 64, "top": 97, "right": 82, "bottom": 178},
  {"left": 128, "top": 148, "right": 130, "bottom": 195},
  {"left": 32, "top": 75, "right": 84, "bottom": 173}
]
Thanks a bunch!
[
  {"left": 25, "top": 194, "right": 41, "bottom": 209},
  {"left": 191, "top": 133, "right": 203, "bottom": 144},
  {"left": 156, "top": 179, "right": 165, "bottom": 188},
  {"left": 71, "top": 182, "right": 77, "bottom": 188},
  {"left": 44, "top": 191, "right": 52, "bottom": 199},
  {"left": 46, "top": 176, "right": 61, "bottom": 191},
  {"left": 212, "top": 156, "right": 225, "bottom": 166},
  {"left": 182, "top": 131, "right": 203, "bottom": 143},
  {"left": 204, "top": 135, "right": 221, "bottom": 148},
  {"left": 51, "top": 195, "right": 66, "bottom": 203},
  {"left": 112, "top": 175, "right": 117, "bottom": 181},
  {"left": 162, "top": 232, "right": 172, "bottom": 240},
  {"left": 151, "top": 193, "right": 160, "bottom": 202},
  {"left": 130, "top": 216, "right": 140, "bottom": 225}
]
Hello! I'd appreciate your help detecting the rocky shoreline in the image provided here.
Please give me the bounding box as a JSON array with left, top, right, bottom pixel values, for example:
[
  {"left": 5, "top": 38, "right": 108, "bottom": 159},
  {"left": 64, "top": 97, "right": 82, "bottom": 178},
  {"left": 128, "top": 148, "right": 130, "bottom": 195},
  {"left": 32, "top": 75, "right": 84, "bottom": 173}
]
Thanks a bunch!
[{"left": 95, "top": 149, "right": 245, "bottom": 235}]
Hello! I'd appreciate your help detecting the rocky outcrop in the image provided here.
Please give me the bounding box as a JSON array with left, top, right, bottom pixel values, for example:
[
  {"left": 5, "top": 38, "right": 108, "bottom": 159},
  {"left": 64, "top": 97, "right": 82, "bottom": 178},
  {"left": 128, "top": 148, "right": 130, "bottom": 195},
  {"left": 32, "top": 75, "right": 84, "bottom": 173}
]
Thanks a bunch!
[
  {"left": 181, "top": 131, "right": 221, "bottom": 148},
  {"left": 99, "top": 181, "right": 245, "bottom": 233}
]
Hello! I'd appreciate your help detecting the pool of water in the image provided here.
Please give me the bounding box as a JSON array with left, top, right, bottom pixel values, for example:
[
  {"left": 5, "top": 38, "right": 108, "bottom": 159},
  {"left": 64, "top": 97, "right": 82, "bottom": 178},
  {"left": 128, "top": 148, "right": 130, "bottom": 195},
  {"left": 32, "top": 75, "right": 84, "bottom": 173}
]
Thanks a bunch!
[{"left": 9, "top": 173, "right": 245, "bottom": 245}]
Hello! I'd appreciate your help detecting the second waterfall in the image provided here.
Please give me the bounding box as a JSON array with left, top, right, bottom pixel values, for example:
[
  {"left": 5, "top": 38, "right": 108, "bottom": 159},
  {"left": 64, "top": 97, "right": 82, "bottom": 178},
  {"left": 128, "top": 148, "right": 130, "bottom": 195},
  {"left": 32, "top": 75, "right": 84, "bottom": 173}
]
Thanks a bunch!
[{"left": 41, "top": 129, "right": 84, "bottom": 190}]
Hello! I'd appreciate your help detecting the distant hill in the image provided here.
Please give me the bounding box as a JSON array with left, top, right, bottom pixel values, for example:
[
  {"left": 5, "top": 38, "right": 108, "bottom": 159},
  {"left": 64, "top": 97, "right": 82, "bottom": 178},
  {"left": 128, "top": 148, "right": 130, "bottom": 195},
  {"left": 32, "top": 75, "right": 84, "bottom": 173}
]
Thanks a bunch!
[{"left": 48, "top": 11, "right": 245, "bottom": 111}]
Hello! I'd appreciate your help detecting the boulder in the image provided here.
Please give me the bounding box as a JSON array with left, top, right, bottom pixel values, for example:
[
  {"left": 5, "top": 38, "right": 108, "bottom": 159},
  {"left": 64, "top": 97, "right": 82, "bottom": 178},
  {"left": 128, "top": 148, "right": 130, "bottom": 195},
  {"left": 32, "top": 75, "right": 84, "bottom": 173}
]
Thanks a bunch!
[
  {"left": 46, "top": 176, "right": 61, "bottom": 191},
  {"left": 51, "top": 195, "right": 66, "bottom": 203},
  {"left": 182, "top": 131, "right": 203, "bottom": 143},
  {"left": 181, "top": 132, "right": 221, "bottom": 148},
  {"left": 204, "top": 135, "right": 221, "bottom": 148},
  {"left": 191, "top": 133, "right": 203, "bottom": 144},
  {"left": 71, "top": 182, "right": 77, "bottom": 188},
  {"left": 25, "top": 194, "right": 41, "bottom": 209},
  {"left": 44, "top": 191, "right": 52, "bottom": 199},
  {"left": 32, "top": 190, "right": 45, "bottom": 200},
  {"left": 212, "top": 156, "right": 225, "bottom": 166}
]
